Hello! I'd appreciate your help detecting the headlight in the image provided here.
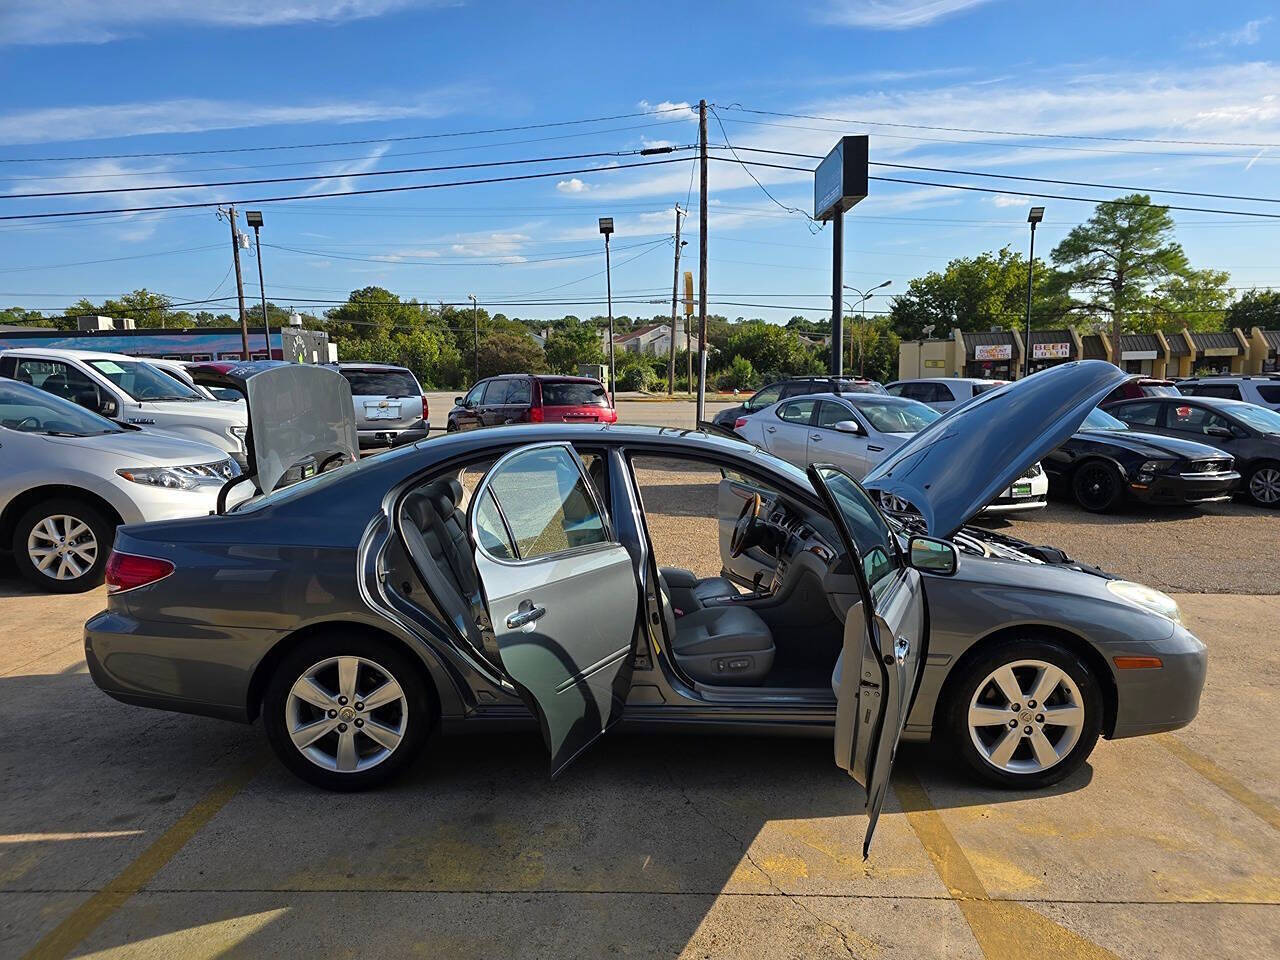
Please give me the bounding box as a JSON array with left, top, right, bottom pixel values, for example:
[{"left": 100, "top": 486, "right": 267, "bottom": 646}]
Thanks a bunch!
[
  {"left": 1139, "top": 459, "right": 1173, "bottom": 475},
  {"left": 1107, "top": 580, "right": 1182, "bottom": 624},
  {"left": 117, "top": 466, "right": 200, "bottom": 491}
]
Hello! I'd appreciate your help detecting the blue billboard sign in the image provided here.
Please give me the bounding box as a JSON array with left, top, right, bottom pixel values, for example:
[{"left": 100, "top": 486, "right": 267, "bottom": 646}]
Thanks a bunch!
[{"left": 814, "top": 135, "right": 869, "bottom": 221}]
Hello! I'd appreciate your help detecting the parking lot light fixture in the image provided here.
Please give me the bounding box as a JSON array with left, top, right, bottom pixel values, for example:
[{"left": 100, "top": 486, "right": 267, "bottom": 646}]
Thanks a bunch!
[
  {"left": 600, "top": 217, "right": 616, "bottom": 405},
  {"left": 1024, "top": 207, "right": 1045, "bottom": 379}
]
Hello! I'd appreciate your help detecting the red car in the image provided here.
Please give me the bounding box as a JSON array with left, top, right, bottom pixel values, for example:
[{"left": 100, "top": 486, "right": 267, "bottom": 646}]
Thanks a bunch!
[
  {"left": 447, "top": 374, "right": 617, "bottom": 431},
  {"left": 1101, "top": 378, "right": 1180, "bottom": 404}
]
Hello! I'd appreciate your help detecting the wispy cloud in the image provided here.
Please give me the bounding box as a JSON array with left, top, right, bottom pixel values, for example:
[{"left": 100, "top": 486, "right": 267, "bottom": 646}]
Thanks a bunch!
[
  {"left": 1, "top": 1, "right": 451, "bottom": 47},
  {"left": 817, "top": 0, "right": 998, "bottom": 30},
  {"left": 0, "top": 91, "right": 466, "bottom": 146},
  {"left": 1198, "top": 16, "right": 1271, "bottom": 49}
]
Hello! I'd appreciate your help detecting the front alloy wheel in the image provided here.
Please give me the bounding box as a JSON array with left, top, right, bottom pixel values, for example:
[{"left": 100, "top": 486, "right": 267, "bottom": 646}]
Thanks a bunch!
[
  {"left": 264, "top": 633, "right": 432, "bottom": 790},
  {"left": 11, "top": 499, "right": 113, "bottom": 593},
  {"left": 1246, "top": 464, "right": 1280, "bottom": 507},
  {"left": 1072, "top": 461, "right": 1123, "bottom": 512}
]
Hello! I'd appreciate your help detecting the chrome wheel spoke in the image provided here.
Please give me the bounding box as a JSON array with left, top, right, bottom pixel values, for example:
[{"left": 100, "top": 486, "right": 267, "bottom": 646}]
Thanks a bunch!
[
  {"left": 291, "top": 717, "right": 338, "bottom": 750},
  {"left": 1028, "top": 728, "right": 1059, "bottom": 767},
  {"left": 360, "top": 719, "right": 402, "bottom": 751},
  {"left": 1041, "top": 703, "right": 1084, "bottom": 728},
  {"left": 34, "top": 549, "right": 58, "bottom": 571},
  {"left": 968, "top": 705, "right": 1011, "bottom": 727},
  {"left": 991, "top": 666, "right": 1023, "bottom": 705},
  {"left": 987, "top": 727, "right": 1021, "bottom": 767},
  {"left": 61, "top": 554, "right": 84, "bottom": 579},
  {"left": 65, "top": 520, "right": 89, "bottom": 541},
  {"left": 292, "top": 676, "right": 335, "bottom": 710},
  {"left": 1028, "top": 665, "right": 1062, "bottom": 705},
  {"left": 335, "top": 729, "right": 359, "bottom": 772},
  {"left": 361, "top": 679, "right": 403, "bottom": 712},
  {"left": 337, "top": 657, "right": 360, "bottom": 701},
  {"left": 38, "top": 518, "right": 60, "bottom": 542}
]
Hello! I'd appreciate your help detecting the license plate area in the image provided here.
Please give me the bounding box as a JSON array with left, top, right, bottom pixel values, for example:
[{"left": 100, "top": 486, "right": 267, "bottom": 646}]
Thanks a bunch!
[
  {"left": 1012, "top": 483, "right": 1032, "bottom": 497},
  {"left": 365, "top": 404, "right": 401, "bottom": 420}
]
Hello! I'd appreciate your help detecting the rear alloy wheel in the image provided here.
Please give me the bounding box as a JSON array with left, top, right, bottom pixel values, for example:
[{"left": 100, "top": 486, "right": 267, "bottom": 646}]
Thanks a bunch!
[
  {"left": 945, "top": 639, "right": 1102, "bottom": 789},
  {"left": 264, "top": 634, "right": 432, "bottom": 791},
  {"left": 1245, "top": 463, "right": 1280, "bottom": 508},
  {"left": 11, "top": 499, "right": 113, "bottom": 593},
  {"left": 1072, "top": 461, "right": 1123, "bottom": 513}
]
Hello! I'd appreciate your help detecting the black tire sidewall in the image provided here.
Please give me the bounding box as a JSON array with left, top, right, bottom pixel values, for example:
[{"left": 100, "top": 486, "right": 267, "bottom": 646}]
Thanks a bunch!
[
  {"left": 263, "top": 632, "right": 433, "bottom": 792},
  {"left": 11, "top": 498, "right": 114, "bottom": 593},
  {"left": 1072, "top": 461, "right": 1122, "bottom": 512},
  {"left": 945, "top": 638, "right": 1103, "bottom": 790}
]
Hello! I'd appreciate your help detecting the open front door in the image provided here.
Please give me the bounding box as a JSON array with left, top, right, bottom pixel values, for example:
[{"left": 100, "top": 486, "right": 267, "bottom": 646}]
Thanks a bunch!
[
  {"left": 808, "top": 464, "right": 927, "bottom": 857},
  {"left": 470, "top": 442, "right": 641, "bottom": 776}
]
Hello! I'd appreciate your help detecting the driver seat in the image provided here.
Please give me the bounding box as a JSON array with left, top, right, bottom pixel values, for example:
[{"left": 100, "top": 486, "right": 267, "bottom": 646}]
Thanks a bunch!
[
  {"left": 656, "top": 570, "right": 774, "bottom": 685},
  {"left": 658, "top": 567, "right": 738, "bottom": 611}
]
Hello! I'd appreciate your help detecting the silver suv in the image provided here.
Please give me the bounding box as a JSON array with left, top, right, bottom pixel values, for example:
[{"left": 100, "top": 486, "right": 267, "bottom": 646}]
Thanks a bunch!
[
  {"left": 1176, "top": 375, "right": 1280, "bottom": 411},
  {"left": 333, "top": 363, "right": 430, "bottom": 449}
]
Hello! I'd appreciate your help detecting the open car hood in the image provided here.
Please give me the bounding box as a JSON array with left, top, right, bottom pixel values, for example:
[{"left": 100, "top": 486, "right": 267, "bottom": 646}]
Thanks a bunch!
[
  {"left": 862, "top": 361, "right": 1130, "bottom": 538},
  {"left": 191, "top": 361, "right": 358, "bottom": 494}
]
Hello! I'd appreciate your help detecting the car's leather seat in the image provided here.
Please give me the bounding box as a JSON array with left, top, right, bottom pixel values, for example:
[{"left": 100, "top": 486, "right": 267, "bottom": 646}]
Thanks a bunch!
[
  {"left": 658, "top": 566, "right": 738, "bottom": 611},
  {"left": 401, "top": 477, "right": 485, "bottom": 647},
  {"left": 657, "top": 571, "right": 774, "bottom": 685}
]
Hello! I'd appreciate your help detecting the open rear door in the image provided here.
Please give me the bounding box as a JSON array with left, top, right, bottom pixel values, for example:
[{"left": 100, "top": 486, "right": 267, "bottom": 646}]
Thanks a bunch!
[
  {"left": 469, "top": 442, "right": 641, "bottom": 776},
  {"left": 808, "top": 464, "right": 927, "bottom": 856}
]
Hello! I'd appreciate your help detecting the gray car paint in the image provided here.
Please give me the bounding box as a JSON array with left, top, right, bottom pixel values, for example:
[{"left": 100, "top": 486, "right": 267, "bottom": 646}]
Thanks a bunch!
[{"left": 86, "top": 416, "right": 1204, "bottom": 773}]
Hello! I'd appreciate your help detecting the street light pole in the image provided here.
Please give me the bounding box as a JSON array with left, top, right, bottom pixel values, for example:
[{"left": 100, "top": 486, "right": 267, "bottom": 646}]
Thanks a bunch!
[
  {"left": 468, "top": 294, "right": 479, "bottom": 385},
  {"left": 843, "top": 280, "right": 891, "bottom": 376},
  {"left": 1024, "top": 206, "right": 1045, "bottom": 379},
  {"left": 245, "top": 210, "right": 269, "bottom": 359},
  {"left": 599, "top": 217, "right": 615, "bottom": 405}
]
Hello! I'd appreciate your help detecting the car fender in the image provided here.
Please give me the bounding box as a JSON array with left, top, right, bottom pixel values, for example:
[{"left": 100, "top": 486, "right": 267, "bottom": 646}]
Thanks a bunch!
[{"left": 0, "top": 460, "right": 141, "bottom": 528}]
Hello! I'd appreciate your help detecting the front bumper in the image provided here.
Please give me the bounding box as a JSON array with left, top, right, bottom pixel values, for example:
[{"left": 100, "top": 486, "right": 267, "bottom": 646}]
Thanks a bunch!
[
  {"left": 1110, "top": 621, "right": 1207, "bottom": 739},
  {"left": 981, "top": 495, "right": 1047, "bottom": 515},
  {"left": 1128, "top": 470, "right": 1239, "bottom": 505}
]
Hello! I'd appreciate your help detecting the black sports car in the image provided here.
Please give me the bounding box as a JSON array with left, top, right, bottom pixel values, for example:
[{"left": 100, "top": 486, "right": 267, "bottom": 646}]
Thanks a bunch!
[{"left": 1044, "top": 407, "right": 1239, "bottom": 512}]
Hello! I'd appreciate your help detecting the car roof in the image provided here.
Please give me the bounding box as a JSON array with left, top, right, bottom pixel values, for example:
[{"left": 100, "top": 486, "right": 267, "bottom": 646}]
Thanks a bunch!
[
  {"left": 334, "top": 362, "right": 412, "bottom": 371},
  {"left": 0, "top": 347, "right": 141, "bottom": 362},
  {"left": 1111, "top": 395, "right": 1253, "bottom": 410},
  {"left": 891, "top": 377, "right": 1003, "bottom": 386},
  {"left": 799, "top": 391, "right": 922, "bottom": 407},
  {"left": 1179, "top": 374, "right": 1280, "bottom": 382}
]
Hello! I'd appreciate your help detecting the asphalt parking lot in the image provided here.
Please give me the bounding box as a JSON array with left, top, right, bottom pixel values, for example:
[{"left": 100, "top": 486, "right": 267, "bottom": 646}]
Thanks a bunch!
[{"left": 2, "top": 397, "right": 1277, "bottom": 959}]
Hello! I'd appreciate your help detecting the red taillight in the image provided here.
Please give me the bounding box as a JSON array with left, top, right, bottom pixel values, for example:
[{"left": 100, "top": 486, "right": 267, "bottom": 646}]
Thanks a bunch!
[
  {"left": 530, "top": 405, "right": 544, "bottom": 423},
  {"left": 421, "top": 394, "right": 430, "bottom": 421},
  {"left": 734, "top": 417, "right": 748, "bottom": 429},
  {"left": 106, "top": 551, "right": 174, "bottom": 594}
]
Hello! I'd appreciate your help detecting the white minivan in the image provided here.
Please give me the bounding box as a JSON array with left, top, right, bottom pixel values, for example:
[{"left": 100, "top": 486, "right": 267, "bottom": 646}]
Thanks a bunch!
[{"left": 0, "top": 348, "right": 250, "bottom": 470}]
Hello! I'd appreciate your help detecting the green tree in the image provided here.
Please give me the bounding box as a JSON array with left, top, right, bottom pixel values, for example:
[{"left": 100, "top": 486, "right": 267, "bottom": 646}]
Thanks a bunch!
[
  {"left": 716, "top": 355, "right": 758, "bottom": 392},
  {"left": 474, "top": 331, "right": 547, "bottom": 380},
  {"left": 1050, "top": 195, "right": 1211, "bottom": 337},
  {"left": 718, "top": 322, "right": 823, "bottom": 380},
  {"left": 1143, "top": 268, "right": 1232, "bottom": 333},
  {"left": 544, "top": 321, "right": 604, "bottom": 374},
  {"left": 64, "top": 289, "right": 185, "bottom": 328},
  {"left": 1226, "top": 289, "right": 1280, "bottom": 330}
]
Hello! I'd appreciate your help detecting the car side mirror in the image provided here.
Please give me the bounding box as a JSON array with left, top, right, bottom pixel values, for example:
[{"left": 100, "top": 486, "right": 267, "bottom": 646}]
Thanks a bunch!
[
  {"left": 1204, "top": 425, "right": 1233, "bottom": 438},
  {"left": 834, "top": 419, "right": 863, "bottom": 435},
  {"left": 908, "top": 536, "right": 957, "bottom": 576},
  {"left": 98, "top": 395, "right": 118, "bottom": 418},
  {"left": 454, "top": 396, "right": 463, "bottom": 406}
]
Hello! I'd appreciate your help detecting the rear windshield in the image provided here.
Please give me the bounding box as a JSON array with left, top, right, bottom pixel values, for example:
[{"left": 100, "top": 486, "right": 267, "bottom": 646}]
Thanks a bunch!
[
  {"left": 835, "top": 380, "right": 886, "bottom": 395},
  {"left": 1141, "top": 384, "right": 1180, "bottom": 397},
  {"left": 971, "top": 381, "right": 1007, "bottom": 395},
  {"left": 541, "top": 381, "right": 608, "bottom": 406},
  {"left": 340, "top": 369, "right": 419, "bottom": 397}
]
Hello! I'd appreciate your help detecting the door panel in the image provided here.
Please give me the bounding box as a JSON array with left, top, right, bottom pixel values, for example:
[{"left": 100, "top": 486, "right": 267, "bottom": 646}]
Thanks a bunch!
[
  {"left": 809, "top": 464, "right": 927, "bottom": 856},
  {"left": 768, "top": 399, "right": 816, "bottom": 463},
  {"left": 810, "top": 401, "right": 872, "bottom": 478},
  {"left": 471, "top": 443, "right": 640, "bottom": 775},
  {"left": 717, "top": 476, "right": 776, "bottom": 587}
]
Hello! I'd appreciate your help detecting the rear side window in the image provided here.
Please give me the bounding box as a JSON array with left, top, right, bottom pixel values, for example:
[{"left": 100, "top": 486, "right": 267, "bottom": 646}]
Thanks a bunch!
[
  {"left": 340, "top": 369, "right": 419, "bottom": 396},
  {"left": 1113, "top": 401, "right": 1162, "bottom": 427},
  {"left": 970, "top": 381, "right": 1002, "bottom": 396},
  {"left": 815, "top": 400, "right": 853, "bottom": 428},
  {"left": 1256, "top": 385, "right": 1280, "bottom": 404},
  {"left": 1186, "top": 383, "right": 1242, "bottom": 400},
  {"left": 473, "top": 489, "right": 516, "bottom": 560},
  {"left": 777, "top": 399, "right": 816, "bottom": 424},
  {"left": 482, "top": 380, "right": 512, "bottom": 404},
  {"left": 483, "top": 445, "right": 607, "bottom": 559},
  {"left": 506, "top": 378, "right": 532, "bottom": 404},
  {"left": 540, "top": 381, "right": 608, "bottom": 406}
]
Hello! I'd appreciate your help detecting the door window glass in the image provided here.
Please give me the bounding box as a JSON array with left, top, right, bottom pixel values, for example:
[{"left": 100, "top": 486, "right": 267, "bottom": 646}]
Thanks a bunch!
[
  {"left": 745, "top": 384, "right": 782, "bottom": 410},
  {"left": 473, "top": 489, "right": 516, "bottom": 560},
  {"left": 1187, "top": 383, "right": 1242, "bottom": 400},
  {"left": 1167, "top": 404, "right": 1231, "bottom": 435},
  {"left": 506, "top": 378, "right": 532, "bottom": 404},
  {"left": 815, "top": 467, "right": 901, "bottom": 602},
  {"left": 777, "top": 399, "right": 816, "bottom": 424},
  {"left": 463, "top": 382, "right": 486, "bottom": 405},
  {"left": 815, "top": 400, "right": 854, "bottom": 429},
  {"left": 484, "top": 446, "right": 607, "bottom": 560},
  {"left": 1255, "top": 385, "right": 1280, "bottom": 404},
  {"left": 14, "top": 359, "right": 100, "bottom": 408},
  {"left": 482, "top": 380, "right": 511, "bottom": 405},
  {"left": 1113, "top": 401, "right": 1162, "bottom": 427}
]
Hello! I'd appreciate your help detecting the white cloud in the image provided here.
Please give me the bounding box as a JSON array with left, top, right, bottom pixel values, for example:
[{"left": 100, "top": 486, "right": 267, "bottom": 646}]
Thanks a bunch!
[
  {"left": 556, "top": 178, "right": 590, "bottom": 194},
  {"left": 818, "top": 0, "right": 997, "bottom": 30},
  {"left": 989, "top": 193, "right": 1027, "bottom": 207},
  {"left": 637, "top": 100, "right": 699, "bottom": 121},
  {"left": 0, "top": 92, "right": 465, "bottom": 146},
  {"left": 1199, "top": 17, "right": 1271, "bottom": 48},
  {"left": 0, "top": 1, "right": 449, "bottom": 46},
  {"left": 448, "top": 231, "right": 532, "bottom": 261}
]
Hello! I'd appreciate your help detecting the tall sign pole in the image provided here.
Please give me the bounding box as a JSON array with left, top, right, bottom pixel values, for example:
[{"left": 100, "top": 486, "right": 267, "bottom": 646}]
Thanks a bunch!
[
  {"left": 668, "top": 204, "right": 684, "bottom": 396},
  {"left": 696, "top": 99, "right": 709, "bottom": 424},
  {"left": 245, "top": 210, "right": 269, "bottom": 359},
  {"left": 599, "top": 217, "right": 615, "bottom": 405},
  {"left": 813, "top": 137, "right": 868, "bottom": 377}
]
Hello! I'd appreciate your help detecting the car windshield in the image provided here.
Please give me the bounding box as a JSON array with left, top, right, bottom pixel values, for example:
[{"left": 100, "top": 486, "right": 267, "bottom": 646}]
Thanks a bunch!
[
  {"left": 542, "top": 381, "right": 608, "bottom": 406},
  {"left": 855, "top": 398, "right": 941, "bottom": 434},
  {"left": 1142, "top": 384, "right": 1180, "bottom": 397},
  {"left": 836, "top": 379, "right": 887, "bottom": 395},
  {"left": 0, "top": 380, "right": 124, "bottom": 436},
  {"left": 87, "top": 359, "right": 202, "bottom": 401},
  {"left": 1081, "top": 407, "right": 1129, "bottom": 431},
  {"left": 340, "top": 369, "right": 419, "bottom": 396},
  {"left": 1231, "top": 403, "right": 1280, "bottom": 434}
]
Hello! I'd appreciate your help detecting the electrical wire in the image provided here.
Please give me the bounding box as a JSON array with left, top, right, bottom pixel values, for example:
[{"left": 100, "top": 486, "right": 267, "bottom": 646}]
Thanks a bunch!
[
  {"left": 0, "top": 156, "right": 690, "bottom": 222},
  {"left": 708, "top": 106, "right": 818, "bottom": 230},
  {"left": 0, "top": 106, "right": 697, "bottom": 164}
]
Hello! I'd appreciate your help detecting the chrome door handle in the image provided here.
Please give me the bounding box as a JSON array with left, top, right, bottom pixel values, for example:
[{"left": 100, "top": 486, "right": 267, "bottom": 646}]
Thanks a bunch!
[
  {"left": 868, "top": 444, "right": 883, "bottom": 452},
  {"left": 506, "top": 603, "right": 546, "bottom": 629},
  {"left": 766, "top": 426, "right": 777, "bottom": 433},
  {"left": 810, "top": 433, "right": 822, "bottom": 441}
]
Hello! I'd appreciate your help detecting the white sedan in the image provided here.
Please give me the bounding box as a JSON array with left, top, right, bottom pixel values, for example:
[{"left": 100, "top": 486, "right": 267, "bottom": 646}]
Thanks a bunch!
[{"left": 733, "top": 391, "right": 1046, "bottom": 514}]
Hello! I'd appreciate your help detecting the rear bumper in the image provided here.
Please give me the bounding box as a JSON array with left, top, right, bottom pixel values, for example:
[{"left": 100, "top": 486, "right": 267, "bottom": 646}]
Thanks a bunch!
[
  {"left": 1128, "top": 471, "right": 1239, "bottom": 505},
  {"left": 357, "top": 424, "right": 431, "bottom": 448},
  {"left": 1110, "top": 622, "right": 1207, "bottom": 739}
]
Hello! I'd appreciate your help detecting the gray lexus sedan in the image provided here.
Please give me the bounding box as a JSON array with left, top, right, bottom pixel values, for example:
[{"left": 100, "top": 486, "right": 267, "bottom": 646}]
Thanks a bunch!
[{"left": 85, "top": 361, "right": 1206, "bottom": 854}]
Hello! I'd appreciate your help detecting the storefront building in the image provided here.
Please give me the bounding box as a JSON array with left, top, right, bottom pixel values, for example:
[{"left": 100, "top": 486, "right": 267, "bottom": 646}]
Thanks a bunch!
[
  {"left": 1187, "top": 330, "right": 1248, "bottom": 376},
  {"left": 1247, "top": 328, "right": 1280, "bottom": 373},
  {"left": 1026, "top": 329, "right": 1078, "bottom": 374},
  {"left": 962, "top": 331, "right": 1018, "bottom": 380},
  {"left": 1116, "top": 334, "right": 1164, "bottom": 376}
]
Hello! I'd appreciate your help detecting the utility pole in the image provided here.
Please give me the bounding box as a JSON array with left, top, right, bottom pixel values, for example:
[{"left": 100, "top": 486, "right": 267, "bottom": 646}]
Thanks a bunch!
[
  {"left": 245, "top": 210, "right": 269, "bottom": 359},
  {"left": 668, "top": 204, "right": 684, "bottom": 396},
  {"left": 468, "top": 294, "right": 479, "bottom": 384},
  {"left": 599, "top": 217, "right": 616, "bottom": 405},
  {"left": 696, "top": 98, "right": 709, "bottom": 424},
  {"left": 219, "top": 205, "right": 250, "bottom": 359}
]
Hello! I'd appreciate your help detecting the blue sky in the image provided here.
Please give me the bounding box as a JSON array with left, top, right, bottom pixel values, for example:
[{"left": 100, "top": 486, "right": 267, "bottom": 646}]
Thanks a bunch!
[{"left": 1, "top": 0, "right": 1278, "bottom": 326}]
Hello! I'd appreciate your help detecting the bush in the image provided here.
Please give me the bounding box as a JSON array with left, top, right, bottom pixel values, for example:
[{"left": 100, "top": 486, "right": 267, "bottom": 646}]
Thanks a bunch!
[
  {"left": 617, "top": 362, "right": 658, "bottom": 392},
  {"left": 716, "top": 355, "right": 757, "bottom": 392}
]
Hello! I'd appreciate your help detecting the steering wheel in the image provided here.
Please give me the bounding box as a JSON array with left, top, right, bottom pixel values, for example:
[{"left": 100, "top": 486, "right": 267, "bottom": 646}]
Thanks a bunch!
[
  {"left": 729, "top": 492, "right": 763, "bottom": 558},
  {"left": 15, "top": 416, "right": 40, "bottom": 430}
]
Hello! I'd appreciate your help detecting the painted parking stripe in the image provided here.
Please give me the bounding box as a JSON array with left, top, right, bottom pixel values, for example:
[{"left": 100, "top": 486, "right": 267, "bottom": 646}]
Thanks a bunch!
[
  {"left": 22, "top": 755, "right": 264, "bottom": 960},
  {"left": 1157, "top": 734, "right": 1280, "bottom": 831},
  {"left": 895, "top": 768, "right": 1120, "bottom": 960}
]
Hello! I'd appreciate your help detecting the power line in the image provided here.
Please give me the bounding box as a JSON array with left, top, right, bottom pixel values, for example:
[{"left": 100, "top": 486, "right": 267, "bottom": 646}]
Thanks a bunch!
[
  {"left": 2, "top": 146, "right": 690, "bottom": 200},
  {"left": 0, "top": 106, "right": 697, "bottom": 164},
  {"left": 707, "top": 106, "right": 817, "bottom": 229},
  {"left": 0, "top": 156, "right": 690, "bottom": 222},
  {"left": 716, "top": 105, "right": 1280, "bottom": 150}
]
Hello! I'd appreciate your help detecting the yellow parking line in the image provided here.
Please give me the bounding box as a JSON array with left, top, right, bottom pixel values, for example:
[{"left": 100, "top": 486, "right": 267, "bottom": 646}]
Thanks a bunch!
[
  {"left": 895, "top": 768, "right": 1119, "bottom": 960},
  {"left": 1157, "top": 734, "right": 1280, "bottom": 831},
  {"left": 23, "top": 755, "right": 264, "bottom": 960}
]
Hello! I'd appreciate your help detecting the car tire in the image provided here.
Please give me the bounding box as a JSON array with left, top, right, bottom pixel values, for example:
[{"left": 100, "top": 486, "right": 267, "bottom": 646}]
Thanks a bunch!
[
  {"left": 943, "top": 637, "right": 1103, "bottom": 790},
  {"left": 446, "top": 421, "right": 458, "bottom": 433},
  {"left": 11, "top": 498, "right": 114, "bottom": 593},
  {"left": 1071, "top": 460, "right": 1124, "bottom": 512},
  {"left": 1244, "top": 461, "right": 1280, "bottom": 508},
  {"left": 263, "top": 632, "right": 434, "bottom": 792}
]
